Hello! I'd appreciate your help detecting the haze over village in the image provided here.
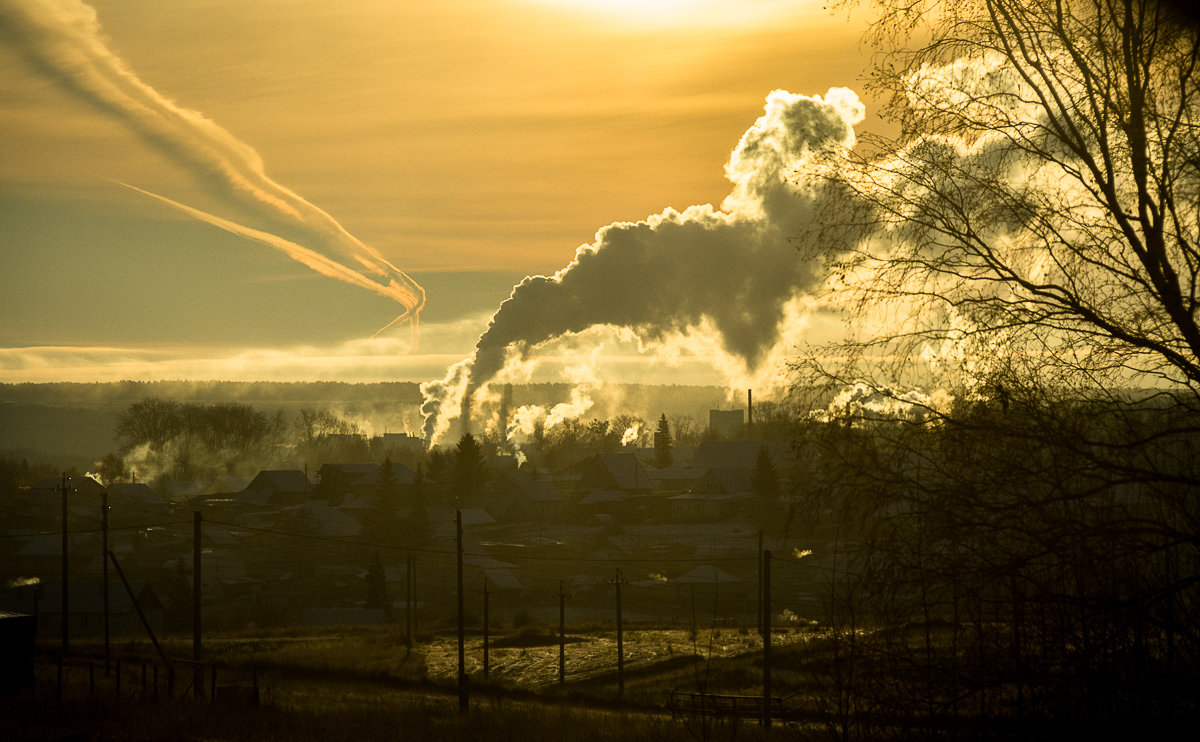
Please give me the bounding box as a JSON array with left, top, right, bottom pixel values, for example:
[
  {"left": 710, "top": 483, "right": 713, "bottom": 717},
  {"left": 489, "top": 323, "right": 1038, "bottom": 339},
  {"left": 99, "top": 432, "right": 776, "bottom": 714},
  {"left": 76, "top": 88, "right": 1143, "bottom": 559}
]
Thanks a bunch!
[{"left": 2, "top": 0, "right": 1199, "bottom": 739}]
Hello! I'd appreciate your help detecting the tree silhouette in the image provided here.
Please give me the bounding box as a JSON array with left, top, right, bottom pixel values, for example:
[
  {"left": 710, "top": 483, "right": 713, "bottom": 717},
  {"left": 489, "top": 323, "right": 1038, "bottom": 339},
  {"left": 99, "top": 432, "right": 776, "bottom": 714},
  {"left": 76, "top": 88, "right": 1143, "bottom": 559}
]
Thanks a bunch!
[
  {"left": 94, "top": 452, "right": 128, "bottom": 487},
  {"left": 793, "top": 0, "right": 1200, "bottom": 733},
  {"left": 367, "top": 457, "right": 401, "bottom": 545},
  {"left": 115, "top": 398, "right": 182, "bottom": 451},
  {"left": 452, "top": 433, "right": 489, "bottom": 502},
  {"left": 653, "top": 414, "right": 673, "bottom": 468},
  {"left": 378, "top": 457, "right": 397, "bottom": 512},
  {"left": 811, "top": 0, "right": 1200, "bottom": 398},
  {"left": 751, "top": 445, "right": 777, "bottom": 499},
  {"left": 115, "top": 397, "right": 286, "bottom": 481}
]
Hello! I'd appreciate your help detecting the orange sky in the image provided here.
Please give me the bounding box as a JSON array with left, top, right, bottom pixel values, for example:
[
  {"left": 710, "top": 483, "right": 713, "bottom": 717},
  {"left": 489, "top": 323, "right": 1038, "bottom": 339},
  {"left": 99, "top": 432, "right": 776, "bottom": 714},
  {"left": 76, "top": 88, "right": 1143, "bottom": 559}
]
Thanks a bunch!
[{"left": 0, "top": 0, "right": 875, "bottom": 383}]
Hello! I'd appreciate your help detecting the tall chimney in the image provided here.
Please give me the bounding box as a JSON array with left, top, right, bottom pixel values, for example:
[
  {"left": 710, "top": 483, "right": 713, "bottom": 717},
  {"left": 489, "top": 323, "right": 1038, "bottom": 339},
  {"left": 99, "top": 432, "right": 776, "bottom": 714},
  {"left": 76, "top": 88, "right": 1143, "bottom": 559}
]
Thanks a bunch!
[
  {"left": 747, "top": 389, "right": 753, "bottom": 434},
  {"left": 460, "top": 391, "right": 472, "bottom": 438},
  {"left": 500, "top": 384, "right": 513, "bottom": 443}
]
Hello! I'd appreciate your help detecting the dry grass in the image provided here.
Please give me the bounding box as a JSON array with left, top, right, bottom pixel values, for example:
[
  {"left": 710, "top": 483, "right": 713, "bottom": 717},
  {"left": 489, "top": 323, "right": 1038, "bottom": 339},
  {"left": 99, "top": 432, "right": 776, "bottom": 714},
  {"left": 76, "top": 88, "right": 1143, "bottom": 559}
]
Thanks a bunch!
[{"left": 13, "top": 625, "right": 841, "bottom": 742}]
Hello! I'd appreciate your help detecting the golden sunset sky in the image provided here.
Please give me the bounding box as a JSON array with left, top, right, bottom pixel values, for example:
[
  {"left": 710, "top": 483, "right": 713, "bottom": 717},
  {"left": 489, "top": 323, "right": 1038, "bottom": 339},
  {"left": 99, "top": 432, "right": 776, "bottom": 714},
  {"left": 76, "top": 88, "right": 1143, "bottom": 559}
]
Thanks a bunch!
[{"left": 0, "top": 0, "right": 875, "bottom": 383}]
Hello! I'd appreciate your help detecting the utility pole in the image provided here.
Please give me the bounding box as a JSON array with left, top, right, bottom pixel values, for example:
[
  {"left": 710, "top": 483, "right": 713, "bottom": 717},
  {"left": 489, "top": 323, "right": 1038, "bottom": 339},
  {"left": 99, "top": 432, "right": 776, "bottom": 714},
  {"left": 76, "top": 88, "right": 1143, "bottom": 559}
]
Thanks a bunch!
[
  {"left": 456, "top": 510, "right": 468, "bottom": 712},
  {"left": 482, "top": 578, "right": 490, "bottom": 682},
  {"left": 762, "top": 548, "right": 772, "bottom": 729},
  {"left": 690, "top": 585, "right": 697, "bottom": 644},
  {"left": 757, "top": 530, "right": 764, "bottom": 637},
  {"left": 61, "top": 473, "right": 70, "bottom": 653},
  {"left": 193, "top": 510, "right": 202, "bottom": 699},
  {"left": 102, "top": 489, "right": 110, "bottom": 675},
  {"left": 405, "top": 554, "right": 414, "bottom": 650},
  {"left": 615, "top": 568, "right": 624, "bottom": 698},
  {"left": 558, "top": 581, "right": 566, "bottom": 686}
]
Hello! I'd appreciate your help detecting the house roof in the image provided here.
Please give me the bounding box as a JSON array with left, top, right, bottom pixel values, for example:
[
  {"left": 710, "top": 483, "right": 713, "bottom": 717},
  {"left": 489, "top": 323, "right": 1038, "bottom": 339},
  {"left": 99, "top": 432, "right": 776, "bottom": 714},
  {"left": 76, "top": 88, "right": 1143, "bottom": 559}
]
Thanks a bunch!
[
  {"left": 318, "top": 462, "right": 417, "bottom": 487},
  {"left": 577, "top": 453, "right": 654, "bottom": 492},
  {"left": 278, "top": 504, "right": 363, "bottom": 538},
  {"left": 426, "top": 507, "right": 496, "bottom": 528},
  {"left": 502, "top": 475, "right": 564, "bottom": 503},
  {"left": 690, "top": 467, "right": 754, "bottom": 495},
  {"left": 30, "top": 476, "right": 105, "bottom": 498},
  {"left": 204, "top": 474, "right": 254, "bottom": 495},
  {"left": 692, "top": 441, "right": 791, "bottom": 471},
  {"left": 108, "top": 482, "right": 166, "bottom": 507},
  {"left": 245, "top": 469, "right": 312, "bottom": 492},
  {"left": 485, "top": 569, "right": 523, "bottom": 590},
  {"left": 237, "top": 469, "right": 312, "bottom": 505},
  {"left": 459, "top": 508, "right": 496, "bottom": 526},
  {"left": 578, "top": 490, "right": 630, "bottom": 506}
]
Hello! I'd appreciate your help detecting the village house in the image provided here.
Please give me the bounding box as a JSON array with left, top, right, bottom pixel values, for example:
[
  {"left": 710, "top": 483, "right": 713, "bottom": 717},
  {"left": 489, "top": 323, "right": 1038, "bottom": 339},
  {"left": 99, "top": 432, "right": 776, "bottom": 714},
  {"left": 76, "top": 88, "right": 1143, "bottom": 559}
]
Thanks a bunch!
[{"left": 235, "top": 470, "right": 313, "bottom": 508}]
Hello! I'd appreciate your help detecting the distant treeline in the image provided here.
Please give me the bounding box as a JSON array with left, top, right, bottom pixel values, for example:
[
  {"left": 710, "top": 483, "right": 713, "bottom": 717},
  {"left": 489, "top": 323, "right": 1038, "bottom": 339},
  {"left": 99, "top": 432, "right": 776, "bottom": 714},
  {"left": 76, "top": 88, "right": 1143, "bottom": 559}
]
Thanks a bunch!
[
  {"left": 0, "top": 380, "right": 733, "bottom": 473},
  {"left": 0, "top": 380, "right": 729, "bottom": 411},
  {"left": 0, "top": 380, "right": 424, "bottom": 408}
]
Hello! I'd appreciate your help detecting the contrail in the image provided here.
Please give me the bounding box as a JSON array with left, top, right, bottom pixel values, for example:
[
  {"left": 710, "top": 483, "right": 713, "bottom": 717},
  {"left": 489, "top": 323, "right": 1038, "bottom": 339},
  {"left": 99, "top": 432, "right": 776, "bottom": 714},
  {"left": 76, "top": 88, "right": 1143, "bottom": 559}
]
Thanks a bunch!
[
  {"left": 114, "top": 182, "right": 422, "bottom": 324},
  {"left": 421, "top": 88, "right": 866, "bottom": 444},
  {"left": 0, "top": 0, "right": 424, "bottom": 329}
]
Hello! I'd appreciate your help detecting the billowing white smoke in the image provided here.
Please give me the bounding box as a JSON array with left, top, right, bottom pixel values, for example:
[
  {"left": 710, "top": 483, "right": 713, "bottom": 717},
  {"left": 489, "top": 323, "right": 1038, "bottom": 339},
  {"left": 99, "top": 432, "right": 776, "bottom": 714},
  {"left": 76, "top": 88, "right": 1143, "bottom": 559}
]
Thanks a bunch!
[
  {"left": 810, "top": 382, "right": 955, "bottom": 425},
  {"left": 0, "top": 0, "right": 424, "bottom": 329},
  {"left": 421, "top": 88, "right": 865, "bottom": 444}
]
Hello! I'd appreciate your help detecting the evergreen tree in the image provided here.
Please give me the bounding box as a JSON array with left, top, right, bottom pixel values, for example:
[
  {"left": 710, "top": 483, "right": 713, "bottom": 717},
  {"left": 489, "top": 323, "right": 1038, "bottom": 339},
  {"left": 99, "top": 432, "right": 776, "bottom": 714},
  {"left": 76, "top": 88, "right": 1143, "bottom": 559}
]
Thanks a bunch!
[
  {"left": 452, "top": 433, "right": 490, "bottom": 502},
  {"left": 377, "top": 457, "right": 397, "bottom": 514},
  {"left": 751, "top": 445, "right": 778, "bottom": 499},
  {"left": 751, "top": 445, "right": 778, "bottom": 526},
  {"left": 653, "top": 414, "right": 673, "bottom": 468}
]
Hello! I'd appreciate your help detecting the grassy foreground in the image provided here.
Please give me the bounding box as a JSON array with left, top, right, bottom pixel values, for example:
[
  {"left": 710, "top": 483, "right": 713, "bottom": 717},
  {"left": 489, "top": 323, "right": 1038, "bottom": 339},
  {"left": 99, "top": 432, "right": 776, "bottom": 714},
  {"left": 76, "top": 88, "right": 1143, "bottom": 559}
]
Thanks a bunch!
[{"left": 4, "top": 625, "right": 796, "bottom": 742}]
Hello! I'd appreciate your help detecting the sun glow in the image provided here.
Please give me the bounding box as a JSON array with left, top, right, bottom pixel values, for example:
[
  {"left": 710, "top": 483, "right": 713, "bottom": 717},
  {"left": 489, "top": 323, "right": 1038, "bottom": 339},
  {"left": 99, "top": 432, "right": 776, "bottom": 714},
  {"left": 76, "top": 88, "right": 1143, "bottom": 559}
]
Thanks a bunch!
[{"left": 529, "top": 0, "right": 801, "bottom": 29}]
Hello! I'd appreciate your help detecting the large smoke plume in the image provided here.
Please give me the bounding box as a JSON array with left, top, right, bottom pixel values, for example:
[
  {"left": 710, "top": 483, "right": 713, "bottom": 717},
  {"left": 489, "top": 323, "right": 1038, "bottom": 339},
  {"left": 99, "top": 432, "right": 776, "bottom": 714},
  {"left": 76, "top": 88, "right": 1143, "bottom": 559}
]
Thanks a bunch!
[
  {"left": 0, "top": 0, "right": 424, "bottom": 330},
  {"left": 421, "top": 88, "right": 865, "bottom": 444}
]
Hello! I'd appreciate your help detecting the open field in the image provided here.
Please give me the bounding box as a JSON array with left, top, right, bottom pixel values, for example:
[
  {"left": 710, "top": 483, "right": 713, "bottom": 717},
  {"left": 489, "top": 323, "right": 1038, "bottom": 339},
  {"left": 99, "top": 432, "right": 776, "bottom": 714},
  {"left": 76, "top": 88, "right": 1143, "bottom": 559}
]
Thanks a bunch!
[
  {"left": 7, "top": 624, "right": 813, "bottom": 742},
  {"left": 9, "top": 623, "right": 1185, "bottom": 741},
  {"left": 42, "top": 622, "right": 815, "bottom": 699}
]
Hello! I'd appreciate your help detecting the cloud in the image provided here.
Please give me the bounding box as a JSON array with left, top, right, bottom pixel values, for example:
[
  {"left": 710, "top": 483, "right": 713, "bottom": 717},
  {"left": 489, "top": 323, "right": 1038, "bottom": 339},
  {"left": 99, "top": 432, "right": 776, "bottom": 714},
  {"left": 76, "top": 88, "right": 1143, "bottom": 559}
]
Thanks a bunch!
[
  {"left": 421, "top": 88, "right": 864, "bottom": 443},
  {"left": 0, "top": 0, "right": 423, "bottom": 326},
  {"left": 0, "top": 338, "right": 455, "bottom": 384}
]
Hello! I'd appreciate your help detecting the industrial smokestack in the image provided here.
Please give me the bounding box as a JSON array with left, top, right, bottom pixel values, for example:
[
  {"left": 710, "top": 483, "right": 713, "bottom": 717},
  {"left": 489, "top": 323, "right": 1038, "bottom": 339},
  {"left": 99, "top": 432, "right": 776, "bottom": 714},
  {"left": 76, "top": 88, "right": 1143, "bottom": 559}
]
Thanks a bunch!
[
  {"left": 748, "top": 389, "right": 753, "bottom": 434},
  {"left": 500, "top": 384, "right": 513, "bottom": 443},
  {"left": 420, "top": 88, "right": 866, "bottom": 444},
  {"left": 460, "top": 391, "right": 472, "bottom": 438}
]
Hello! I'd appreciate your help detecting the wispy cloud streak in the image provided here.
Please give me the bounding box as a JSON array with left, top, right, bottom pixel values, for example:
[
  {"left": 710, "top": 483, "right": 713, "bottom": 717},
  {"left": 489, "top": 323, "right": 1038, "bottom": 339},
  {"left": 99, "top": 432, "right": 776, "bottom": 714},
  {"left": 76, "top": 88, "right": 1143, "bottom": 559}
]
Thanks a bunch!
[{"left": 0, "top": 0, "right": 424, "bottom": 325}]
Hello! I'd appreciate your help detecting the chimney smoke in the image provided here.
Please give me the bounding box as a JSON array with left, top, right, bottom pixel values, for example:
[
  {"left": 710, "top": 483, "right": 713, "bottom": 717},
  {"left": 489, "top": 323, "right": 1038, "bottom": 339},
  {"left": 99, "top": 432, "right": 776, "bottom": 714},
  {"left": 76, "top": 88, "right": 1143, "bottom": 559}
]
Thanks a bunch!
[{"left": 420, "top": 88, "right": 865, "bottom": 444}]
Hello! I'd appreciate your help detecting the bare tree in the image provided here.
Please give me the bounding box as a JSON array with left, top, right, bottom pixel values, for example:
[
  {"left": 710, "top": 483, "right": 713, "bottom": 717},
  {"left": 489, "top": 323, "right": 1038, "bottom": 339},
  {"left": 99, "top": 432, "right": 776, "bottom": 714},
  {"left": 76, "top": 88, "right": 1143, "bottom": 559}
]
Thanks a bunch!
[
  {"left": 810, "top": 0, "right": 1199, "bottom": 398},
  {"left": 791, "top": 1, "right": 1200, "bottom": 732},
  {"left": 115, "top": 398, "right": 182, "bottom": 451}
]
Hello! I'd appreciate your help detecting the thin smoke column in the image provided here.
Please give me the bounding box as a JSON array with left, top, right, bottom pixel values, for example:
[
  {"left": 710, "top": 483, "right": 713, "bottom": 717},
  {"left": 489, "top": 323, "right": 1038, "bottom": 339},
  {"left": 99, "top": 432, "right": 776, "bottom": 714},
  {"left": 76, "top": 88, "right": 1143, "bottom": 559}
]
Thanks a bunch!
[
  {"left": 0, "top": 0, "right": 424, "bottom": 329},
  {"left": 421, "top": 88, "right": 865, "bottom": 443}
]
